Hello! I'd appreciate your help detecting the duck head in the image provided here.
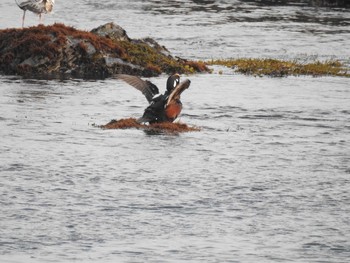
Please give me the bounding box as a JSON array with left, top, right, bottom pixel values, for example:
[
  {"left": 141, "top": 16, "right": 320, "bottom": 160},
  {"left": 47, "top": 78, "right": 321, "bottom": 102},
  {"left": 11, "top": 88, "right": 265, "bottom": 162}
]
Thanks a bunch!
[{"left": 166, "top": 73, "right": 180, "bottom": 93}]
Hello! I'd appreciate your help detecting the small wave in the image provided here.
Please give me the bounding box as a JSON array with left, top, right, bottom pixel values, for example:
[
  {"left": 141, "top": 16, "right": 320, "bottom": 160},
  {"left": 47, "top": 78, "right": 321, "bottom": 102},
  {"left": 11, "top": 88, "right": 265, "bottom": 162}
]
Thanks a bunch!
[
  {"left": 293, "top": 117, "right": 335, "bottom": 122},
  {"left": 239, "top": 114, "right": 285, "bottom": 120},
  {"left": 1, "top": 163, "right": 29, "bottom": 172}
]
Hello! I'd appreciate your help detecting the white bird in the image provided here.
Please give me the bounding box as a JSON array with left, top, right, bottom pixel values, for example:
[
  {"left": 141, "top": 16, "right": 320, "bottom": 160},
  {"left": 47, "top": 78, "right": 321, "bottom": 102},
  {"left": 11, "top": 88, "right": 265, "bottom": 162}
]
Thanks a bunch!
[{"left": 15, "top": 0, "right": 55, "bottom": 28}]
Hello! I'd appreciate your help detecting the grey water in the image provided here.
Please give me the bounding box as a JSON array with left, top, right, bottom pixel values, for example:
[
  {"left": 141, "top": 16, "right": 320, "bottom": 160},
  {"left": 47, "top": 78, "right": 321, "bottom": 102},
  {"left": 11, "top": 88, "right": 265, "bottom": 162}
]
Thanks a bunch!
[{"left": 1, "top": 0, "right": 350, "bottom": 262}]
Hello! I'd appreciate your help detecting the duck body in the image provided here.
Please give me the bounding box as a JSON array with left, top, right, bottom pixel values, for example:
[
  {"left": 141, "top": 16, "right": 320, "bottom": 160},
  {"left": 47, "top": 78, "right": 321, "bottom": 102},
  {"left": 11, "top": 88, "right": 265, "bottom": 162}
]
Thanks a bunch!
[
  {"left": 165, "top": 99, "right": 182, "bottom": 122},
  {"left": 116, "top": 74, "right": 190, "bottom": 124},
  {"left": 139, "top": 92, "right": 182, "bottom": 123}
]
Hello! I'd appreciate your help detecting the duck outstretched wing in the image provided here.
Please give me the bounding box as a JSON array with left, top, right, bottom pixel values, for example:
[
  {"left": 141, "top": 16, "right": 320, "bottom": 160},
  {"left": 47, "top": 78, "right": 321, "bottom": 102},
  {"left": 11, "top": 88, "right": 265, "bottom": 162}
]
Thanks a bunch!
[{"left": 116, "top": 74, "right": 159, "bottom": 103}]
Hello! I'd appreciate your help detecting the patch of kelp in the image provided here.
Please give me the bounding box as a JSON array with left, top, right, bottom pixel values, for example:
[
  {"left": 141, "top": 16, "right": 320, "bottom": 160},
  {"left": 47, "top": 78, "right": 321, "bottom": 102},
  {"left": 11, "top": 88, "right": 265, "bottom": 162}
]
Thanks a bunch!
[
  {"left": 99, "top": 118, "right": 200, "bottom": 134},
  {"left": 0, "top": 23, "right": 209, "bottom": 78},
  {"left": 208, "top": 58, "right": 349, "bottom": 77}
]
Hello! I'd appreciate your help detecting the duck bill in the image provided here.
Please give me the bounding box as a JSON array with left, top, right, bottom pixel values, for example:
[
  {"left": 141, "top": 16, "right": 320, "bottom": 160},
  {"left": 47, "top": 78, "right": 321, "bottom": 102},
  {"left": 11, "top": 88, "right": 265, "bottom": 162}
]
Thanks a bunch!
[{"left": 166, "top": 79, "right": 191, "bottom": 106}]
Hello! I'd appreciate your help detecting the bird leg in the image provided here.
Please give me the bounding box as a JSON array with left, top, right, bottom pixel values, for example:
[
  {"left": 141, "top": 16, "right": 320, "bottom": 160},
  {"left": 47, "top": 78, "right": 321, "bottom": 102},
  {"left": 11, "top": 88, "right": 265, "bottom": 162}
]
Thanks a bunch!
[
  {"left": 39, "top": 14, "right": 42, "bottom": 24},
  {"left": 22, "top": 10, "right": 26, "bottom": 28}
]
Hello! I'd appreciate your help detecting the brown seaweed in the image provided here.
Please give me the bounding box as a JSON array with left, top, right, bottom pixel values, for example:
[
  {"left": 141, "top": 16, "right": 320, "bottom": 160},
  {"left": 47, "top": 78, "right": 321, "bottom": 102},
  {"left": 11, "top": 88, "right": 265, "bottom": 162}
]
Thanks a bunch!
[{"left": 99, "top": 118, "right": 200, "bottom": 134}]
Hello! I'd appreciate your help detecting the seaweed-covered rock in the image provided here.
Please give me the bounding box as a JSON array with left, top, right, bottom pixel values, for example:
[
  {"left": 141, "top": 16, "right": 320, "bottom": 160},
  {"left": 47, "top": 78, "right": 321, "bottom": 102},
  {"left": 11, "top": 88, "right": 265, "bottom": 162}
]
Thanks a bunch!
[
  {"left": 0, "top": 22, "right": 209, "bottom": 79},
  {"left": 100, "top": 118, "right": 200, "bottom": 134}
]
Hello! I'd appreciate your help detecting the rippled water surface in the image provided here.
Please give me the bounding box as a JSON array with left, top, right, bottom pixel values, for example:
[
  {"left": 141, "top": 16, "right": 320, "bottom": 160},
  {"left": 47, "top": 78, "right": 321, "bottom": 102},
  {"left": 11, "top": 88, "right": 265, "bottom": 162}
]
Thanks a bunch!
[{"left": 1, "top": 0, "right": 350, "bottom": 262}]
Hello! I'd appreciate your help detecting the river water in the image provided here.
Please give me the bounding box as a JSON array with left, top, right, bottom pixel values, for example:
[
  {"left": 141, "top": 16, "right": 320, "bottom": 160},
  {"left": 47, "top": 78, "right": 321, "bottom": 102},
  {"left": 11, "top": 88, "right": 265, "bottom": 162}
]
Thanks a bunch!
[{"left": 1, "top": 0, "right": 350, "bottom": 262}]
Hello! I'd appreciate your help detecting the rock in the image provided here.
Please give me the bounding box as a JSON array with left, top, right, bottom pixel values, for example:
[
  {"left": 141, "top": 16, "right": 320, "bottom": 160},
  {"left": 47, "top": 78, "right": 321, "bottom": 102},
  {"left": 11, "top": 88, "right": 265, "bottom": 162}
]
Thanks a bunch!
[
  {"left": 0, "top": 23, "right": 209, "bottom": 79},
  {"left": 134, "top": 37, "right": 171, "bottom": 57},
  {"left": 91, "top": 22, "right": 130, "bottom": 42}
]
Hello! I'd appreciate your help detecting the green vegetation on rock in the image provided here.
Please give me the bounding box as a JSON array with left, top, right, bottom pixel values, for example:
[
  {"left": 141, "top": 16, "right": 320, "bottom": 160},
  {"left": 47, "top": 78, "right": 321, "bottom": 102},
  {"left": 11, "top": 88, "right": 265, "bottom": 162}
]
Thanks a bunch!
[{"left": 208, "top": 58, "right": 349, "bottom": 77}]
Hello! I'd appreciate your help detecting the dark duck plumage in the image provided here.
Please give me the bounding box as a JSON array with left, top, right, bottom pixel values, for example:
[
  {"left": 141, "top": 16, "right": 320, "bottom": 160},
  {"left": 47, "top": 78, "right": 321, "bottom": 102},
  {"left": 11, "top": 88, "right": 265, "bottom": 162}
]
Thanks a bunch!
[{"left": 116, "top": 74, "right": 191, "bottom": 124}]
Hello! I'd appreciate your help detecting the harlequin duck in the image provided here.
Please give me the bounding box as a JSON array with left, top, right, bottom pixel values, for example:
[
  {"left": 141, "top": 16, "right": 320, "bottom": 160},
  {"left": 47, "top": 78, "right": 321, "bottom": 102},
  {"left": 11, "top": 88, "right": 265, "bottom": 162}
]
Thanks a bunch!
[{"left": 116, "top": 74, "right": 191, "bottom": 124}]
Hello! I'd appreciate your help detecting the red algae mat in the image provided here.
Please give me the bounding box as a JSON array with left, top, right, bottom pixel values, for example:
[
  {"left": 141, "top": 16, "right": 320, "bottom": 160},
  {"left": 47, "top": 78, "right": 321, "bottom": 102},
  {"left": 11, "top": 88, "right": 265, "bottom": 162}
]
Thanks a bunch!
[{"left": 99, "top": 118, "right": 200, "bottom": 133}]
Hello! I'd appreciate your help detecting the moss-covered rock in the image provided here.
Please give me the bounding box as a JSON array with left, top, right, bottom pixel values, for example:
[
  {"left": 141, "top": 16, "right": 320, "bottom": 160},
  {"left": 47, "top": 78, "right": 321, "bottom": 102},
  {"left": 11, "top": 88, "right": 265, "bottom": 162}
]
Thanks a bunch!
[
  {"left": 0, "top": 22, "right": 209, "bottom": 79},
  {"left": 208, "top": 58, "right": 350, "bottom": 77}
]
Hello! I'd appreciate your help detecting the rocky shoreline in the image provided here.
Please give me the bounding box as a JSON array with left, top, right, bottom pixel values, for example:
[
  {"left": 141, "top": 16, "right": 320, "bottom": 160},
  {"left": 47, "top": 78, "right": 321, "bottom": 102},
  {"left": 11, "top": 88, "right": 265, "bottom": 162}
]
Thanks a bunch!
[
  {"left": 0, "top": 22, "right": 348, "bottom": 79},
  {"left": 0, "top": 22, "right": 208, "bottom": 79}
]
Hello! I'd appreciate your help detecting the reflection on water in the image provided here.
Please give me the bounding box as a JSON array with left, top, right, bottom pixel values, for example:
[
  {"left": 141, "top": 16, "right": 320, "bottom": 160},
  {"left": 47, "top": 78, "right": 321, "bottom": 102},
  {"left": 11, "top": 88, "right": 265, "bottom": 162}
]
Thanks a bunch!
[
  {"left": 142, "top": 0, "right": 350, "bottom": 29},
  {"left": 137, "top": 0, "right": 350, "bottom": 61}
]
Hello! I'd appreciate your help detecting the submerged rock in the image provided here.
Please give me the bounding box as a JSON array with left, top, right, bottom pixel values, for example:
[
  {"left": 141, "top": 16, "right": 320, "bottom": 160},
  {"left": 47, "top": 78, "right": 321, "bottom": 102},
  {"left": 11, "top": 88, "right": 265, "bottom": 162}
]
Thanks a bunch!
[{"left": 0, "top": 23, "right": 208, "bottom": 79}]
